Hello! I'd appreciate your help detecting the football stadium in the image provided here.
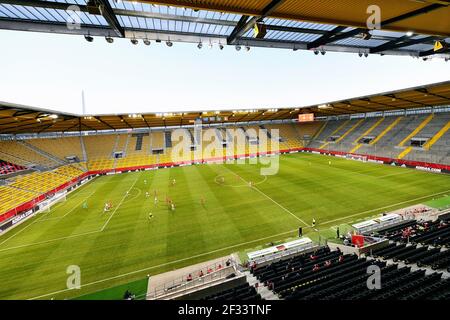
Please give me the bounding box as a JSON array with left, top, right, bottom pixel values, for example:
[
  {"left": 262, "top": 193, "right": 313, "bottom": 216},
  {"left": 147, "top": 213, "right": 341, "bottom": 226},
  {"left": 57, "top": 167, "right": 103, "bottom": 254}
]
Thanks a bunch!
[{"left": 0, "top": 0, "right": 450, "bottom": 305}]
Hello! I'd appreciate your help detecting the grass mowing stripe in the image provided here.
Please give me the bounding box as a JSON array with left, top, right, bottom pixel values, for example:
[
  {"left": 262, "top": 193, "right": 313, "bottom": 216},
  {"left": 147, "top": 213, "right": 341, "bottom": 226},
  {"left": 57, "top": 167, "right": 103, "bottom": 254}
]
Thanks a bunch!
[
  {"left": 0, "top": 191, "right": 98, "bottom": 247},
  {"left": 39, "top": 191, "right": 97, "bottom": 221},
  {"left": 222, "top": 164, "right": 309, "bottom": 227},
  {"left": 25, "top": 184, "right": 448, "bottom": 300},
  {"left": 100, "top": 174, "right": 140, "bottom": 232},
  {"left": 1, "top": 153, "right": 449, "bottom": 300},
  {"left": 0, "top": 230, "right": 102, "bottom": 252},
  {"left": 318, "top": 189, "right": 450, "bottom": 226},
  {"left": 0, "top": 214, "right": 47, "bottom": 247},
  {"left": 28, "top": 227, "right": 300, "bottom": 300},
  {"left": 0, "top": 175, "right": 141, "bottom": 252},
  {"left": 251, "top": 186, "right": 309, "bottom": 226}
]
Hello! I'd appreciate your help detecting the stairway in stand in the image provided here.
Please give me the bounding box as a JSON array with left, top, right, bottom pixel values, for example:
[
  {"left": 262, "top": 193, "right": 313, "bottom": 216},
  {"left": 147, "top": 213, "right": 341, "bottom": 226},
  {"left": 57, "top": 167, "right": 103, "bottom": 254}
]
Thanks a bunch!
[{"left": 243, "top": 271, "right": 279, "bottom": 300}]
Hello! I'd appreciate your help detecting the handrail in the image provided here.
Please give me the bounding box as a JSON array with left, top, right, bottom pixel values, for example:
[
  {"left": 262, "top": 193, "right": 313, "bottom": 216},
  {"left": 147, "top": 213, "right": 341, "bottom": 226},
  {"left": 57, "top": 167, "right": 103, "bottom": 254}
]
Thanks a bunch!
[{"left": 148, "top": 258, "right": 236, "bottom": 299}]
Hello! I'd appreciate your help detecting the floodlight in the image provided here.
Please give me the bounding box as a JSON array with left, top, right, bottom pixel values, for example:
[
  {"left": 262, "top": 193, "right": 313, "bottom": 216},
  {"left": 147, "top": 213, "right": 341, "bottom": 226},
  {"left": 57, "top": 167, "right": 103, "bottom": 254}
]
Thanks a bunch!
[{"left": 84, "top": 35, "right": 94, "bottom": 42}]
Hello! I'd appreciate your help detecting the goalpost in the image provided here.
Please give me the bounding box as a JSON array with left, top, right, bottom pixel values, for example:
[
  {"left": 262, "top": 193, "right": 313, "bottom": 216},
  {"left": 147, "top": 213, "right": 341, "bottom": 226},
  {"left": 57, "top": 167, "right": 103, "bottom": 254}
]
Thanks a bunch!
[{"left": 39, "top": 193, "right": 67, "bottom": 213}]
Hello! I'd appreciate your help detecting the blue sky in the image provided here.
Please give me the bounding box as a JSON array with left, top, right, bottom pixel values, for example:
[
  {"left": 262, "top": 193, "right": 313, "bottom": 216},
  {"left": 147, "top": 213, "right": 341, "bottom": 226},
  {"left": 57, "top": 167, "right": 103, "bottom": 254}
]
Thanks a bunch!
[{"left": 1, "top": 30, "right": 449, "bottom": 115}]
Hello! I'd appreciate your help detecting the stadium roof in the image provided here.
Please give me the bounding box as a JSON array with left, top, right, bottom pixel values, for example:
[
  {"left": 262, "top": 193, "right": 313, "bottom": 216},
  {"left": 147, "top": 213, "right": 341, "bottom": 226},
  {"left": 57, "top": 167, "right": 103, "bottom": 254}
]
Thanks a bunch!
[
  {"left": 0, "top": 0, "right": 449, "bottom": 58},
  {"left": 0, "top": 80, "right": 449, "bottom": 134}
]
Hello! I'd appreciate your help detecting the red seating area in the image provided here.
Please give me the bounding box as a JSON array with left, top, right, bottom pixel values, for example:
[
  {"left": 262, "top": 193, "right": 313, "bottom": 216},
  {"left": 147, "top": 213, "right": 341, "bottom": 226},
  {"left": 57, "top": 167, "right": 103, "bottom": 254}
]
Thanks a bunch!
[{"left": 0, "top": 160, "right": 26, "bottom": 175}]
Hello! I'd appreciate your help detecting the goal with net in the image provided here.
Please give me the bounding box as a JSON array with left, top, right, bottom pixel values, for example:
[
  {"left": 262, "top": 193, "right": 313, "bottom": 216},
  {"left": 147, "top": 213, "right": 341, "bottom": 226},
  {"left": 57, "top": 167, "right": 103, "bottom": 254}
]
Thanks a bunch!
[{"left": 39, "top": 192, "right": 67, "bottom": 213}]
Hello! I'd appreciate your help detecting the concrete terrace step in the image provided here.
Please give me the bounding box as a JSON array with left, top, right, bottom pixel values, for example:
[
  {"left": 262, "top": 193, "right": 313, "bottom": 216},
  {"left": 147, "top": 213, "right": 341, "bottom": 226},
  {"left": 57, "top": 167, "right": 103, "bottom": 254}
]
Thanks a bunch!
[{"left": 243, "top": 271, "right": 280, "bottom": 300}]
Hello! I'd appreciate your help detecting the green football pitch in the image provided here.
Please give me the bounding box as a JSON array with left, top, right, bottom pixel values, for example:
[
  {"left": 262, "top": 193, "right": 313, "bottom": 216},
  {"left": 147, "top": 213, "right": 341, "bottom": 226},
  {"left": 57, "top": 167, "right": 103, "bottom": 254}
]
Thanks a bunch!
[{"left": 0, "top": 153, "right": 449, "bottom": 300}]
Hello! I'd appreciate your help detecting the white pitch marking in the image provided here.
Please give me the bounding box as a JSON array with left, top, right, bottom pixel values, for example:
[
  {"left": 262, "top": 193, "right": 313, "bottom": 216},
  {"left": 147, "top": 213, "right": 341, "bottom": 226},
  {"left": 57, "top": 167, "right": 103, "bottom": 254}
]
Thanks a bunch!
[
  {"left": 100, "top": 175, "right": 140, "bottom": 232},
  {"left": 221, "top": 165, "right": 309, "bottom": 227},
  {"left": 0, "top": 175, "right": 141, "bottom": 251},
  {"left": 377, "top": 171, "right": 413, "bottom": 179},
  {"left": 27, "top": 227, "right": 300, "bottom": 300},
  {"left": 0, "top": 191, "right": 95, "bottom": 246},
  {"left": 321, "top": 189, "right": 450, "bottom": 226},
  {"left": 0, "top": 230, "right": 101, "bottom": 252},
  {"left": 5, "top": 188, "right": 448, "bottom": 253},
  {"left": 39, "top": 191, "right": 97, "bottom": 221},
  {"left": 0, "top": 215, "right": 46, "bottom": 247}
]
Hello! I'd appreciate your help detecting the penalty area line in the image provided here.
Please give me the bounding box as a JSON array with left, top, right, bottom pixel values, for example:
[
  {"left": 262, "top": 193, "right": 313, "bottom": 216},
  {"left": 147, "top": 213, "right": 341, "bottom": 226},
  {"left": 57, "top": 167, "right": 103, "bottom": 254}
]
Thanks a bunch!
[
  {"left": 0, "top": 191, "right": 97, "bottom": 247},
  {"left": 100, "top": 175, "right": 140, "bottom": 232},
  {"left": 0, "top": 177, "right": 140, "bottom": 251},
  {"left": 39, "top": 191, "right": 97, "bottom": 221},
  {"left": 221, "top": 165, "right": 309, "bottom": 227}
]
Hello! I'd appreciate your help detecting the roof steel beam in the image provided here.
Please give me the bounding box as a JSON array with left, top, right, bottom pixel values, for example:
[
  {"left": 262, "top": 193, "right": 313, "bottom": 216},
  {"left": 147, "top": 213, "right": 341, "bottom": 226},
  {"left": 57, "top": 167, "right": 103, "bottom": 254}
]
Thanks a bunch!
[
  {"left": 227, "top": 0, "right": 285, "bottom": 44},
  {"left": 2, "top": 1, "right": 436, "bottom": 43},
  {"left": 308, "top": 3, "right": 447, "bottom": 49},
  {"left": 307, "top": 26, "right": 347, "bottom": 50},
  {"left": 370, "top": 36, "right": 436, "bottom": 54},
  {"left": 0, "top": 0, "right": 73, "bottom": 10},
  {"left": 0, "top": 0, "right": 237, "bottom": 26},
  {"left": 0, "top": 119, "right": 54, "bottom": 133},
  {"left": 0, "top": 19, "right": 113, "bottom": 36},
  {"left": 340, "top": 101, "right": 379, "bottom": 112},
  {"left": 415, "top": 89, "right": 450, "bottom": 101},
  {"left": 88, "top": 0, "right": 124, "bottom": 37},
  {"left": 0, "top": 1, "right": 441, "bottom": 56},
  {"left": 93, "top": 117, "right": 116, "bottom": 130},
  {"left": 357, "top": 98, "right": 402, "bottom": 110},
  {"left": 119, "top": 116, "right": 133, "bottom": 129},
  {"left": 329, "top": 104, "right": 368, "bottom": 114},
  {"left": 419, "top": 47, "right": 450, "bottom": 57},
  {"left": 384, "top": 94, "right": 427, "bottom": 107}
]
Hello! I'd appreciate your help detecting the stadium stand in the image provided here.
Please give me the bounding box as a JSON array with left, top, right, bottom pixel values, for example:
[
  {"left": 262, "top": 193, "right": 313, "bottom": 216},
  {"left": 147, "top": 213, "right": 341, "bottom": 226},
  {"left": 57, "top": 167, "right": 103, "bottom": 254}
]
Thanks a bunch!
[
  {"left": 309, "top": 119, "right": 351, "bottom": 149},
  {"left": 53, "top": 165, "right": 85, "bottom": 179},
  {"left": 201, "top": 282, "right": 262, "bottom": 301},
  {"left": 265, "top": 123, "right": 303, "bottom": 150},
  {"left": 0, "top": 165, "right": 86, "bottom": 216},
  {"left": 0, "top": 160, "right": 26, "bottom": 175},
  {"left": 402, "top": 115, "right": 450, "bottom": 163},
  {"left": 355, "top": 116, "right": 403, "bottom": 153},
  {"left": 250, "top": 245, "right": 450, "bottom": 300},
  {"left": 84, "top": 134, "right": 116, "bottom": 171},
  {"left": 417, "top": 250, "right": 450, "bottom": 271},
  {"left": 294, "top": 122, "right": 322, "bottom": 144},
  {"left": 150, "top": 131, "right": 165, "bottom": 151},
  {"left": 371, "top": 242, "right": 447, "bottom": 267},
  {"left": 0, "top": 185, "right": 37, "bottom": 215},
  {"left": 307, "top": 112, "right": 450, "bottom": 164},
  {"left": 0, "top": 140, "right": 61, "bottom": 169},
  {"left": 8, "top": 170, "right": 71, "bottom": 194},
  {"left": 368, "top": 216, "right": 450, "bottom": 273},
  {"left": 376, "top": 218, "right": 450, "bottom": 247},
  {"left": 115, "top": 133, "right": 156, "bottom": 168},
  {"left": 344, "top": 118, "right": 384, "bottom": 152},
  {"left": 27, "top": 136, "right": 85, "bottom": 162}
]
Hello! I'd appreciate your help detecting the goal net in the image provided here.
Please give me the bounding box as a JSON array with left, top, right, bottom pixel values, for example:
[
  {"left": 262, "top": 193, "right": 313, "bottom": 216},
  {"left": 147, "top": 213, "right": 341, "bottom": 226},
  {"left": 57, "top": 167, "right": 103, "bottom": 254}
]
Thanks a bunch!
[{"left": 39, "top": 193, "right": 67, "bottom": 213}]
